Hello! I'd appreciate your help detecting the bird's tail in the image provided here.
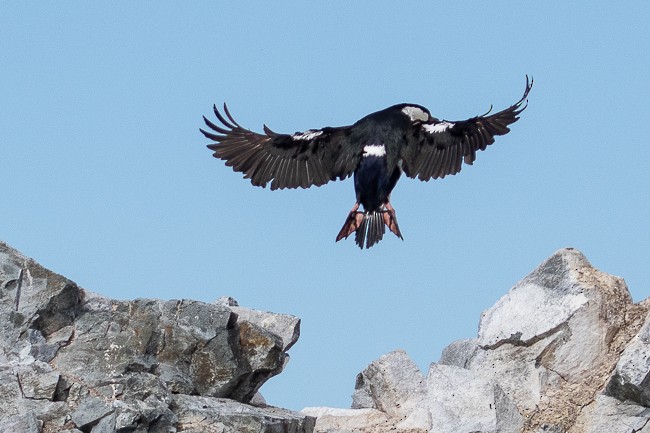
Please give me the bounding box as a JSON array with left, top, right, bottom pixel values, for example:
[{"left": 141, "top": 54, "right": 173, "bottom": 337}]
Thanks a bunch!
[{"left": 336, "top": 209, "right": 403, "bottom": 249}]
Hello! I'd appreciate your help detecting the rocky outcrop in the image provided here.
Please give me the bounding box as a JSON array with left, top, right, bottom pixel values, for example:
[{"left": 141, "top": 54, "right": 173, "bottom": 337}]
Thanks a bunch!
[
  {"left": 303, "top": 248, "right": 650, "bottom": 433},
  {"left": 4, "top": 241, "right": 649, "bottom": 433},
  {"left": 0, "top": 241, "right": 313, "bottom": 433}
]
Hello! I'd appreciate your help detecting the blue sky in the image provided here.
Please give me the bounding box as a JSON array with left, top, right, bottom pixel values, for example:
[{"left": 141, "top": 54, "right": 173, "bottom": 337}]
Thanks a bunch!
[{"left": 2, "top": 2, "right": 649, "bottom": 410}]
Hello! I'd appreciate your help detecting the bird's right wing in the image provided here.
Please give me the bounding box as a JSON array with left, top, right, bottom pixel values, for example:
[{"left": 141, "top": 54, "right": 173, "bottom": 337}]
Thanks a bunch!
[{"left": 201, "top": 104, "right": 362, "bottom": 190}]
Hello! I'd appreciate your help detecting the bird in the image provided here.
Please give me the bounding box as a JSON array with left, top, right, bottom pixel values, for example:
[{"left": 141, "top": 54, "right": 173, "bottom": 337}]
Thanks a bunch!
[{"left": 201, "top": 76, "right": 532, "bottom": 249}]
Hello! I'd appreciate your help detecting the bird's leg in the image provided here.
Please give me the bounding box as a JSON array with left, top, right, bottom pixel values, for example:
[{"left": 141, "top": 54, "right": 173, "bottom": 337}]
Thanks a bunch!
[
  {"left": 382, "top": 201, "right": 403, "bottom": 240},
  {"left": 336, "top": 202, "right": 364, "bottom": 242}
]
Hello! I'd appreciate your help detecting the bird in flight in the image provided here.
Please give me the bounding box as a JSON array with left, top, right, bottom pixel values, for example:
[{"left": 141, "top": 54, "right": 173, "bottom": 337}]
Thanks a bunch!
[{"left": 201, "top": 77, "right": 532, "bottom": 249}]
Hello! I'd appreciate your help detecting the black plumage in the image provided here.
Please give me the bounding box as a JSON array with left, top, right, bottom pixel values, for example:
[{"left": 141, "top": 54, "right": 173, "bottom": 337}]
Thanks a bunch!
[{"left": 201, "top": 77, "right": 533, "bottom": 249}]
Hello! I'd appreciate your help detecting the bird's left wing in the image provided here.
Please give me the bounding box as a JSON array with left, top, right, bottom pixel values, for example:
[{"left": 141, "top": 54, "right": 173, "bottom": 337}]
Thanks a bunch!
[
  {"left": 201, "top": 104, "right": 361, "bottom": 190},
  {"left": 400, "top": 76, "right": 532, "bottom": 181}
]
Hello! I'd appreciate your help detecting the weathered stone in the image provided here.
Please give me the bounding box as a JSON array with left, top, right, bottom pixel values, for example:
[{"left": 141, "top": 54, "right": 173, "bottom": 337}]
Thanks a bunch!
[
  {"left": 70, "top": 396, "right": 114, "bottom": 429},
  {"left": 469, "top": 248, "right": 642, "bottom": 430},
  {"left": 606, "top": 311, "right": 650, "bottom": 406},
  {"left": 343, "top": 350, "right": 523, "bottom": 433},
  {"left": 231, "top": 304, "right": 301, "bottom": 351},
  {"left": 306, "top": 249, "right": 650, "bottom": 433},
  {"left": 90, "top": 412, "right": 117, "bottom": 433},
  {"left": 215, "top": 296, "right": 239, "bottom": 307},
  {"left": 477, "top": 249, "right": 598, "bottom": 348},
  {"left": 5, "top": 241, "right": 650, "bottom": 433},
  {"left": 301, "top": 407, "right": 398, "bottom": 433},
  {"left": 0, "top": 241, "right": 308, "bottom": 433},
  {"left": 427, "top": 363, "right": 497, "bottom": 432},
  {"left": 173, "top": 394, "right": 315, "bottom": 433},
  {"left": 0, "top": 366, "right": 28, "bottom": 417},
  {"left": 494, "top": 383, "right": 525, "bottom": 433},
  {"left": 438, "top": 338, "right": 479, "bottom": 368},
  {"left": 0, "top": 412, "right": 42, "bottom": 433},
  {"left": 351, "top": 350, "right": 428, "bottom": 429},
  {"left": 17, "top": 361, "right": 60, "bottom": 400},
  {"left": 250, "top": 391, "right": 267, "bottom": 406},
  {"left": 573, "top": 395, "right": 650, "bottom": 433}
]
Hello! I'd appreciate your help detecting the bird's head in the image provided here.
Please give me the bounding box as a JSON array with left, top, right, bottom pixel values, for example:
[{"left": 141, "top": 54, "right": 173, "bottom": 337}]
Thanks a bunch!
[{"left": 400, "top": 104, "right": 431, "bottom": 123}]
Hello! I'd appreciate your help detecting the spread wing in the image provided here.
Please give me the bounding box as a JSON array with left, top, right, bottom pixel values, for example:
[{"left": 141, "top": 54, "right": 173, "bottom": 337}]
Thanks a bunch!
[
  {"left": 400, "top": 76, "right": 533, "bottom": 181},
  {"left": 201, "top": 104, "right": 361, "bottom": 190}
]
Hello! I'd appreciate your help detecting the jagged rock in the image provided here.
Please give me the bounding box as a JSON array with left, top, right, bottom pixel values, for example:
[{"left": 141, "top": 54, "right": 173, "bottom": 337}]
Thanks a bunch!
[
  {"left": 305, "top": 249, "right": 650, "bottom": 433},
  {"left": 351, "top": 350, "right": 429, "bottom": 430},
  {"left": 573, "top": 395, "right": 650, "bottom": 433},
  {"left": 471, "top": 249, "right": 632, "bottom": 409},
  {"left": 16, "top": 361, "right": 60, "bottom": 400},
  {"left": 230, "top": 304, "right": 301, "bottom": 351},
  {"left": 320, "top": 350, "right": 521, "bottom": 433},
  {"left": 301, "top": 407, "right": 396, "bottom": 433},
  {"left": 250, "top": 391, "right": 267, "bottom": 406},
  {"left": 1, "top": 412, "right": 42, "bottom": 433},
  {"left": 468, "top": 249, "right": 647, "bottom": 432},
  {"left": 426, "top": 363, "right": 498, "bottom": 433},
  {"left": 70, "top": 396, "right": 115, "bottom": 429},
  {"left": 438, "top": 338, "right": 478, "bottom": 369},
  {"left": 0, "top": 241, "right": 311, "bottom": 432},
  {"left": 173, "top": 395, "right": 315, "bottom": 433},
  {"left": 605, "top": 310, "right": 650, "bottom": 406}
]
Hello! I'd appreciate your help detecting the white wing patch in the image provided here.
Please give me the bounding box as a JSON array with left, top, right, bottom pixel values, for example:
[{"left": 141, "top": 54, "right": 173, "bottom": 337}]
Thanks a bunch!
[
  {"left": 401, "top": 106, "right": 429, "bottom": 122},
  {"left": 423, "top": 121, "right": 455, "bottom": 134},
  {"left": 363, "top": 144, "right": 386, "bottom": 157},
  {"left": 292, "top": 129, "right": 323, "bottom": 141}
]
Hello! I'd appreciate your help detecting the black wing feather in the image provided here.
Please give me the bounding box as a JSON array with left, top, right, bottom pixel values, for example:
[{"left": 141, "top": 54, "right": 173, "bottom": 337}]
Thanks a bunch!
[
  {"left": 201, "top": 104, "right": 359, "bottom": 190},
  {"left": 401, "top": 76, "right": 532, "bottom": 181}
]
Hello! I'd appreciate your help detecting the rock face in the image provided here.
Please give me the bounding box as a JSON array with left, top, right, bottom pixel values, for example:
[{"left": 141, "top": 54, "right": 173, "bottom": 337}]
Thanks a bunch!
[
  {"left": 4, "top": 242, "right": 649, "bottom": 433},
  {"left": 303, "top": 248, "right": 650, "bottom": 433},
  {"left": 0, "top": 241, "right": 313, "bottom": 433}
]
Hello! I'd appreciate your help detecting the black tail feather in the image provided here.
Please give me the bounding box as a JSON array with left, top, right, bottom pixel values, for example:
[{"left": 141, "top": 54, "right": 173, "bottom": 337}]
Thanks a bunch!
[
  {"left": 336, "top": 207, "right": 403, "bottom": 249},
  {"left": 355, "top": 211, "right": 386, "bottom": 249}
]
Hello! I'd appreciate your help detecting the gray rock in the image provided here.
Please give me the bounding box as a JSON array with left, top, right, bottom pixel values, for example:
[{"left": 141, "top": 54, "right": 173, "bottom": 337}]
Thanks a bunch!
[
  {"left": 351, "top": 350, "right": 426, "bottom": 413},
  {"left": 231, "top": 304, "right": 301, "bottom": 351},
  {"left": 575, "top": 395, "right": 650, "bottom": 433},
  {"left": 301, "top": 407, "right": 397, "bottom": 433},
  {"left": 438, "top": 338, "right": 479, "bottom": 368},
  {"left": 0, "top": 241, "right": 311, "bottom": 433},
  {"left": 306, "top": 249, "right": 649, "bottom": 433},
  {"left": 173, "top": 394, "right": 315, "bottom": 433},
  {"left": 90, "top": 412, "right": 118, "bottom": 433},
  {"left": 0, "top": 412, "right": 42, "bottom": 433},
  {"left": 427, "top": 363, "right": 498, "bottom": 433},
  {"left": 0, "top": 365, "right": 28, "bottom": 418},
  {"left": 469, "top": 249, "right": 637, "bottom": 414},
  {"left": 70, "top": 396, "right": 114, "bottom": 429},
  {"left": 346, "top": 350, "right": 523, "bottom": 433},
  {"left": 352, "top": 350, "right": 429, "bottom": 430},
  {"left": 494, "top": 384, "right": 524, "bottom": 433},
  {"left": 17, "top": 361, "right": 60, "bottom": 400},
  {"left": 606, "top": 311, "right": 650, "bottom": 406},
  {"left": 477, "top": 248, "right": 627, "bottom": 350},
  {"left": 250, "top": 391, "right": 267, "bottom": 407},
  {"left": 215, "top": 296, "right": 239, "bottom": 307}
]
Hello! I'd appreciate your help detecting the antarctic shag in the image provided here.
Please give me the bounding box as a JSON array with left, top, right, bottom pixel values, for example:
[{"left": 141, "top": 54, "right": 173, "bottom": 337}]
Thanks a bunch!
[{"left": 201, "top": 77, "right": 532, "bottom": 249}]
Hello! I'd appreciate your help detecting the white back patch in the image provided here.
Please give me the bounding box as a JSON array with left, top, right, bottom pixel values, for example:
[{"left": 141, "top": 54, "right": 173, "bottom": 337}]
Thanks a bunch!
[
  {"left": 423, "top": 121, "right": 455, "bottom": 134},
  {"left": 292, "top": 129, "right": 323, "bottom": 141},
  {"left": 401, "top": 106, "right": 429, "bottom": 122},
  {"left": 363, "top": 144, "right": 386, "bottom": 157}
]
